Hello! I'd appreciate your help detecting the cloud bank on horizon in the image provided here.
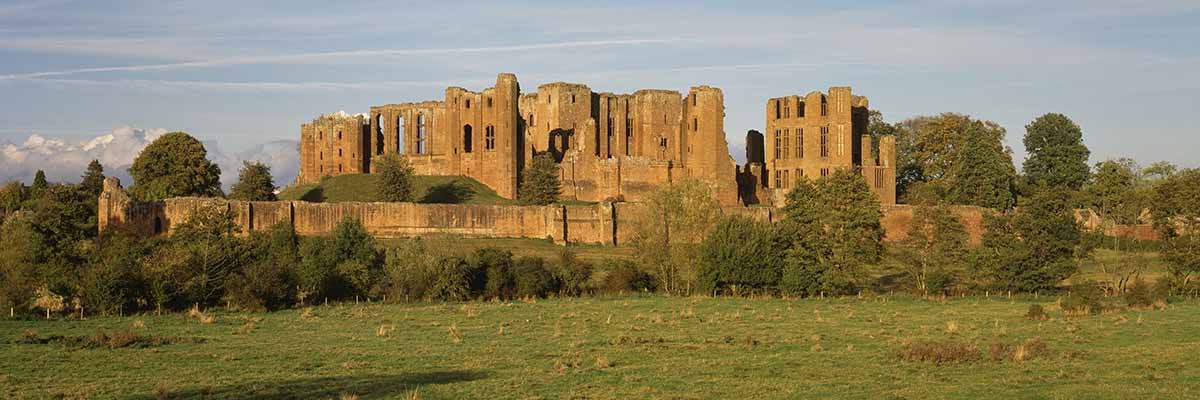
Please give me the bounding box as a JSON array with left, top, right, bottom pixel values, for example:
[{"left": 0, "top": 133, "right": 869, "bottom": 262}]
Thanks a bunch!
[{"left": 0, "top": 127, "right": 299, "bottom": 190}]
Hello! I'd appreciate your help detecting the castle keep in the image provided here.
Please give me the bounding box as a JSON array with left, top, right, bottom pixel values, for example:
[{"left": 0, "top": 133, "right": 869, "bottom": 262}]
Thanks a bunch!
[{"left": 298, "top": 73, "right": 896, "bottom": 206}]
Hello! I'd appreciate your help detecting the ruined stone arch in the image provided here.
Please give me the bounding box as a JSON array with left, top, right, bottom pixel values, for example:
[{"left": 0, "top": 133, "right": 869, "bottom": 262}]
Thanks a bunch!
[
  {"left": 463, "top": 124, "right": 473, "bottom": 153},
  {"left": 375, "top": 114, "right": 384, "bottom": 155}
]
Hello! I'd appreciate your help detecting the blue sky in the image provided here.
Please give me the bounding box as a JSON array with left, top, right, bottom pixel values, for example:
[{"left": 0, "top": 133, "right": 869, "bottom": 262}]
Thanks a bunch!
[{"left": 1, "top": 0, "right": 1197, "bottom": 186}]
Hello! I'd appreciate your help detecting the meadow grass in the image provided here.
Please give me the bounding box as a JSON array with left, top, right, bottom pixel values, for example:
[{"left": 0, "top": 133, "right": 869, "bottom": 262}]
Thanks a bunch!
[{"left": 2, "top": 294, "right": 1198, "bottom": 399}]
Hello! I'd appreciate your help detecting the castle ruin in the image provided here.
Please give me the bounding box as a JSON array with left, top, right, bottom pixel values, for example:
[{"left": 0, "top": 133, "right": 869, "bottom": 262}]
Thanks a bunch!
[{"left": 297, "top": 73, "right": 895, "bottom": 206}]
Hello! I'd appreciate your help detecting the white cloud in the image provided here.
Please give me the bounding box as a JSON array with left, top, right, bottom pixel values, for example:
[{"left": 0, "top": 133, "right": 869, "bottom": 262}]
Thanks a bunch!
[{"left": 0, "top": 126, "right": 299, "bottom": 191}]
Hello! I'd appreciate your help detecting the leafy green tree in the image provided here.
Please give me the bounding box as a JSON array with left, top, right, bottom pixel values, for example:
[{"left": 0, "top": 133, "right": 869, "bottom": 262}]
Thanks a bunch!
[
  {"left": 891, "top": 113, "right": 1014, "bottom": 205},
  {"left": 970, "top": 186, "right": 1081, "bottom": 292},
  {"left": 81, "top": 232, "right": 145, "bottom": 315},
  {"left": 80, "top": 160, "right": 105, "bottom": 198},
  {"left": 698, "top": 215, "right": 782, "bottom": 294},
  {"left": 229, "top": 161, "right": 277, "bottom": 201},
  {"left": 895, "top": 203, "right": 968, "bottom": 295},
  {"left": 946, "top": 126, "right": 1018, "bottom": 209},
  {"left": 519, "top": 152, "right": 561, "bottom": 205},
  {"left": 129, "top": 132, "right": 222, "bottom": 200},
  {"left": 300, "top": 216, "right": 381, "bottom": 299},
  {"left": 0, "top": 181, "right": 26, "bottom": 223},
  {"left": 31, "top": 170, "right": 48, "bottom": 192},
  {"left": 1023, "top": 113, "right": 1091, "bottom": 190},
  {"left": 375, "top": 154, "right": 415, "bottom": 202},
  {"left": 1150, "top": 168, "right": 1200, "bottom": 292},
  {"left": 779, "top": 170, "right": 884, "bottom": 296},
  {"left": 553, "top": 249, "right": 593, "bottom": 297},
  {"left": 172, "top": 205, "right": 245, "bottom": 308},
  {"left": 1141, "top": 161, "right": 1178, "bottom": 182},
  {"left": 1085, "top": 159, "right": 1142, "bottom": 225},
  {"left": 629, "top": 178, "right": 722, "bottom": 295},
  {"left": 0, "top": 217, "right": 45, "bottom": 314},
  {"left": 227, "top": 222, "right": 298, "bottom": 311}
]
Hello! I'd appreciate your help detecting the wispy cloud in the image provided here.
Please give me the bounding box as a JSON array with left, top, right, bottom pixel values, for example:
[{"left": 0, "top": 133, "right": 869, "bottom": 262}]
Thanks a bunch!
[{"left": 0, "top": 38, "right": 693, "bottom": 81}]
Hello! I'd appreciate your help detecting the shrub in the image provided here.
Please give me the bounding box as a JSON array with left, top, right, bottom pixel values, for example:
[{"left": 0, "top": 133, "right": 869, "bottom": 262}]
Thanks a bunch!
[
  {"left": 226, "top": 223, "right": 298, "bottom": 311},
  {"left": 472, "top": 248, "right": 515, "bottom": 300},
  {"left": 382, "top": 239, "right": 438, "bottom": 301},
  {"left": 896, "top": 340, "right": 981, "bottom": 364},
  {"left": 427, "top": 256, "right": 472, "bottom": 302},
  {"left": 376, "top": 154, "right": 415, "bottom": 202},
  {"left": 518, "top": 152, "right": 561, "bottom": 205},
  {"left": 1060, "top": 281, "right": 1106, "bottom": 316},
  {"left": 1123, "top": 279, "right": 1167, "bottom": 309},
  {"left": 1025, "top": 304, "right": 1048, "bottom": 321},
  {"left": 513, "top": 257, "right": 558, "bottom": 298},
  {"left": 553, "top": 249, "right": 593, "bottom": 296},
  {"left": 298, "top": 236, "right": 338, "bottom": 302},
  {"left": 600, "top": 261, "right": 656, "bottom": 294},
  {"left": 697, "top": 215, "right": 782, "bottom": 295},
  {"left": 80, "top": 233, "right": 145, "bottom": 315}
]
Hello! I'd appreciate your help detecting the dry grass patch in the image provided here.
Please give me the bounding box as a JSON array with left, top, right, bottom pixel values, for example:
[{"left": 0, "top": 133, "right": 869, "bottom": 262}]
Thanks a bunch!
[
  {"left": 896, "top": 340, "right": 981, "bottom": 365},
  {"left": 16, "top": 329, "right": 201, "bottom": 349}
]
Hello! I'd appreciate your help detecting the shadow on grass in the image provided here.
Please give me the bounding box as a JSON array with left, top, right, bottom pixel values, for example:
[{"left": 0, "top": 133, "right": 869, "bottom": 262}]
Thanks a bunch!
[
  {"left": 298, "top": 186, "right": 325, "bottom": 202},
  {"left": 421, "top": 181, "right": 475, "bottom": 204},
  {"left": 131, "top": 370, "right": 487, "bottom": 400}
]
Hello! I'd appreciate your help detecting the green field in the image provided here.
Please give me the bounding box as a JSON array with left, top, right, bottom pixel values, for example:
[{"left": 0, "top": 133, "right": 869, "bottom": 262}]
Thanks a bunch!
[
  {"left": 278, "top": 174, "right": 512, "bottom": 205},
  {"left": 3, "top": 294, "right": 1198, "bottom": 399}
]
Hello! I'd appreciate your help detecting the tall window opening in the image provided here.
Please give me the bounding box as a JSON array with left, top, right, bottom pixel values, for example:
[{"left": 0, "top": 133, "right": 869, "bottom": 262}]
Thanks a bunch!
[
  {"left": 417, "top": 114, "right": 426, "bottom": 154},
  {"left": 820, "top": 126, "right": 829, "bottom": 157},
  {"left": 798, "top": 128, "right": 805, "bottom": 159},
  {"left": 485, "top": 125, "right": 495, "bottom": 150},
  {"left": 462, "top": 124, "right": 473, "bottom": 153},
  {"left": 783, "top": 99, "right": 790, "bottom": 118},
  {"left": 625, "top": 118, "right": 633, "bottom": 156},
  {"left": 375, "top": 114, "right": 384, "bottom": 155},
  {"left": 820, "top": 97, "right": 828, "bottom": 116},
  {"left": 782, "top": 129, "right": 790, "bottom": 160},
  {"left": 396, "top": 116, "right": 404, "bottom": 154},
  {"left": 775, "top": 100, "right": 781, "bottom": 119},
  {"left": 773, "top": 130, "right": 781, "bottom": 160}
]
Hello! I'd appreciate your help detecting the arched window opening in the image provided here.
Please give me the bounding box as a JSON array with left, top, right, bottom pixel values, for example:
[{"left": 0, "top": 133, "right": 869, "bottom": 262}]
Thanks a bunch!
[
  {"left": 529, "top": 114, "right": 535, "bottom": 127},
  {"left": 318, "top": 131, "right": 323, "bottom": 140},
  {"left": 462, "top": 124, "right": 473, "bottom": 153},
  {"left": 487, "top": 97, "right": 493, "bottom": 108},
  {"left": 775, "top": 100, "right": 781, "bottom": 119},
  {"left": 465, "top": 99, "right": 471, "bottom": 109},
  {"left": 485, "top": 125, "right": 496, "bottom": 151},
  {"left": 820, "top": 96, "right": 828, "bottom": 116},
  {"left": 337, "top": 131, "right": 342, "bottom": 140},
  {"left": 417, "top": 114, "right": 426, "bottom": 154},
  {"left": 319, "top": 151, "right": 323, "bottom": 160}
]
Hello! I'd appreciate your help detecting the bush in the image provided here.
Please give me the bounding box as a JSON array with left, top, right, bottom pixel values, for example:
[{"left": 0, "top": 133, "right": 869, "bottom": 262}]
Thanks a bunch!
[
  {"left": 1060, "top": 281, "right": 1107, "bottom": 316},
  {"left": 896, "top": 340, "right": 981, "bottom": 365},
  {"left": 427, "top": 256, "right": 472, "bottom": 302},
  {"left": 698, "top": 215, "right": 782, "bottom": 295},
  {"left": 297, "top": 237, "right": 337, "bottom": 302},
  {"left": 553, "top": 249, "right": 593, "bottom": 296},
  {"left": 472, "top": 248, "right": 515, "bottom": 300},
  {"left": 513, "top": 257, "right": 558, "bottom": 298},
  {"left": 1025, "top": 304, "right": 1048, "bottom": 320},
  {"left": 600, "top": 261, "right": 655, "bottom": 294},
  {"left": 382, "top": 239, "right": 438, "bottom": 301},
  {"left": 226, "top": 223, "right": 298, "bottom": 311},
  {"left": 1123, "top": 279, "right": 1167, "bottom": 308},
  {"left": 80, "top": 233, "right": 145, "bottom": 315}
]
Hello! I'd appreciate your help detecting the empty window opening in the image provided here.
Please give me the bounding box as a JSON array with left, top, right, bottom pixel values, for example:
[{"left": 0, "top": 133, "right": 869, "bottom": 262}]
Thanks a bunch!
[
  {"left": 798, "top": 102, "right": 805, "bottom": 117},
  {"left": 783, "top": 99, "right": 791, "bottom": 118},
  {"left": 571, "top": 94, "right": 576, "bottom": 103},
  {"left": 820, "top": 126, "right": 829, "bottom": 158},
  {"left": 485, "top": 125, "right": 495, "bottom": 150},
  {"left": 487, "top": 97, "right": 493, "bottom": 107},
  {"left": 337, "top": 131, "right": 342, "bottom": 140},
  {"left": 154, "top": 217, "right": 163, "bottom": 235},
  {"left": 821, "top": 167, "right": 830, "bottom": 177},
  {"left": 375, "top": 114, "right": 384, "bottom": 155},
  {"left": 417, "top": 114, "right": 426, "bottom": 154},
  {"left": 465, "top": 99, "right": 471, "bottom": 109},
  {"left": 783, "top": 129, "right": 790, "bottom": 160},
  {"left": 692, "top": 118, "right": 698, "bottom": 131},
  {"left": 775, "top": 100, "right": 781, "bottom": 119},
  {"left": 463, "top": 124, "right": 473, "bottom": 153},
  {"left": 821, "top": 97, "right": 828, "bottom": 116},
  {"left": 774, "top": 170, "right": 782, "bottom": 188},
  {"left": 773, "top": 130, "right": 781, "bottom": 160},
  {"left": 798, "top": 128, "right": 805, "bottom": 159},
  {"left": 396, "top": 116, "right": 405, "bottom": 154}
]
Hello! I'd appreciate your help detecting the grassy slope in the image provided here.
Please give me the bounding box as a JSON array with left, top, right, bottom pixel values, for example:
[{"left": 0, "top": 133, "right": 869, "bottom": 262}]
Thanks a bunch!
[
  {"left": 3, "top": 296, "right": 1198, "bottom": 399},
  {"left": 278, "top": 174, "right": 512, "bottom": 205}
]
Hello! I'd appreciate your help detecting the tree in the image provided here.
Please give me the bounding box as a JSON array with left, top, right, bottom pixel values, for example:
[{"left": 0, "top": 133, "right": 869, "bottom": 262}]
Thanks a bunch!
[
  {"left": 31, "top": 170, "right": 48, "bottom": 192},
  {"left": 229, "top": 161, "right": 277, "bottom": 201},
  {"left": 629, "top": 179, "right": 721, "bottom": 295},
  {"left": 698, "top": 215, "right": 782, "bottom": 294},
  {"left": 172, "top": 205, "right": 244, "bottom": 307},
  {"left": 970, "top": 186, "right": 1081, "bottom": 292},
  {"left": 946, "top": 125, "right": 1018, "bottom": 209},
  {"left": 1085, "top": 159, "right": 1142, "bottom": 225},
  {"left": 895, "top": 203, "right": 968, "bottom": 295},
  {"left": 779, "top": 170, "right": 885, "bottom": 296},
  {"left": 519, "top": 152, "right": 561, "bottom": 205},
  {"left": 129, "top": 132, "right": 222, "bottom": 200},
  {"left": 891, "top": 113, "right": 1014, "bottom": 205},
  {"left": 375, "top": 154, "right": 415, "bottom": 202},
  {"left": 227, "top": 222, "right": 299, "bottom": 311},
  {"left": 1150, "top": 168, "right": 1200, "bottom": 292},
  {"left": 1023, "top": 113, "right": 1091, "bottom": 190},
  {"left": 0, "top": 181, "right": 25, "bottom": 223},
  {"left": 80, "top": 160, "right": 106, "bottom": 198}
]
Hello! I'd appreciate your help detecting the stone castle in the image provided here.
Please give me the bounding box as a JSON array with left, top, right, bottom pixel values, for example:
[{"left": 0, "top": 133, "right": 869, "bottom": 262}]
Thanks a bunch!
[{"left": 297, "top": 73, "right": 896, "bottom": 206}]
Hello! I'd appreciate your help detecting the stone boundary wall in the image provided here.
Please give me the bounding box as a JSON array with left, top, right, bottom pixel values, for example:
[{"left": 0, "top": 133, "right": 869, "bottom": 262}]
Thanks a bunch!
[{"left": 99, "top": 177, "right": 1159, "bottom": 245}]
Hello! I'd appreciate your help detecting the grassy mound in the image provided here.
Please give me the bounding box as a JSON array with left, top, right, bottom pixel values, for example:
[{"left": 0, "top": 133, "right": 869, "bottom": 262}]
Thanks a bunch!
[{"left": 278, "top": 174, "right": 512, "bottom": 205}]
